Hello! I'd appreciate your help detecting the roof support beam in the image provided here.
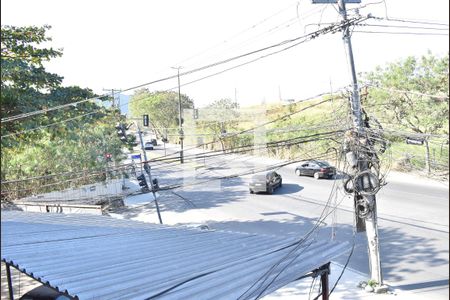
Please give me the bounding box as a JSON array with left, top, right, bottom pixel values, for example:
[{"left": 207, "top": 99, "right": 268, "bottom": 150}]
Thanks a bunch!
[{"left": 6, "top": 262, "right": 14, "bottom": 300}]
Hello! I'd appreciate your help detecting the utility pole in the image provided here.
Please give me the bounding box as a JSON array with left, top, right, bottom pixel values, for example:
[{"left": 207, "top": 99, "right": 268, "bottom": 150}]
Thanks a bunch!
[
  {"left": 103, "top": 88, "right": 122, "bottom": 109},
  {"left": 172, "top": 66, "right": 184, "bottom": 163},
  {"left": 338, "top": 0, "right": 383, "bottom": 287},
  {"left": 164, "top": 128, "right": 168, "bottom": 157},
  {"left": 313, "top": 0, "right": 384, "bottom": 288},
  {"left": 136, "top": 122, "right": 163, "bottom": 224}
]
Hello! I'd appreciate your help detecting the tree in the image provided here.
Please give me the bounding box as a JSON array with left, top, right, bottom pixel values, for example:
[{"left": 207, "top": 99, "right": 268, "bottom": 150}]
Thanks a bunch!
[
  {"left": 364, "top": 51, "right": 449, "bottom": 173},
  {"left": 128, "top": 89, "right": 194, "bottom": 141},
  {"left": 1, "top": 25, "right": 63, "bottom": 136},
  {"left": 1, "top": 25, "right": 126, "bottom": 199},
  {"left": 199, "top": 98, "right": 240, "bottom": 152}
]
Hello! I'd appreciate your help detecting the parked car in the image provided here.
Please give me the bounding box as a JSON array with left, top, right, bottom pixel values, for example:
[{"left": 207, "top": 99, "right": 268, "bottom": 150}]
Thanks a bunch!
[
  {"left": 295, "top": 160, "right": 336, "bottom": 179},
  {"left": 144, "top": 142, "right": 154, "bottom": 150},
  {"left": 151, "top": 138, "right": 158, "bottom": 146},
  {"left": 249, "top": 171, "right": 282, "bottom": 194}
]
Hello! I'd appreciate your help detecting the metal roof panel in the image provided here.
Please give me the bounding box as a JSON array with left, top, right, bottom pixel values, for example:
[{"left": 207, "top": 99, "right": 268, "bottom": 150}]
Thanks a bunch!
[{"left": 2, "top": 211, "right": 350, "bottom": 300}]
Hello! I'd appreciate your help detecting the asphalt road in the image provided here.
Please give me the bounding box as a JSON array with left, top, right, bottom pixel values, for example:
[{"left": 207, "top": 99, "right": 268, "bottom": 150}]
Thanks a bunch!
[{"left": 141, "top": 143, "right": 449, "bottom": 299}]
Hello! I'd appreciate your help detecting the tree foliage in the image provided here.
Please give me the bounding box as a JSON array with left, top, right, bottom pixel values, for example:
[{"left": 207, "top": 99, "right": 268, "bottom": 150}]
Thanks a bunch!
[
  {"left": 1, "top": 25, "right": 127, "bottom": 197},
  {"left": 197, "top": 98, "right": 241, "bottom": 151},
  {"left": 363, "top": 51, "right": 449, "bottom": 173},
  {"left": 128, "top": 89, "right": 194, "bottom": 140},
  {"left": 364, "top": 51, "right": 449, "bottom": 135}
]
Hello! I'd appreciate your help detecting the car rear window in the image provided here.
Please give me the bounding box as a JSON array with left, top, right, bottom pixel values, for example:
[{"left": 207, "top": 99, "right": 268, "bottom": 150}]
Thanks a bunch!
[
  {"left": 316, "top": 161, "right": 330, "bottom": 167},
  {"left": 252, "top": 175, "right": 267, "bottom": 181}
]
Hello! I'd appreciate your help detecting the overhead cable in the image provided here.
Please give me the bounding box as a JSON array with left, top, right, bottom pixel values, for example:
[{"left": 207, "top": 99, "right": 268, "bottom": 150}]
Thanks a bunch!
[{"left": 1, "top": 16, "right": 366, "bottom": 124}]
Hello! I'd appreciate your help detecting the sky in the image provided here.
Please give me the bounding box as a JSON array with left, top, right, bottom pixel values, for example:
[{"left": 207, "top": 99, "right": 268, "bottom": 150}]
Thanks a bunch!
[{"left": 1, "top": 0, "right": 448, "bottom": 109}]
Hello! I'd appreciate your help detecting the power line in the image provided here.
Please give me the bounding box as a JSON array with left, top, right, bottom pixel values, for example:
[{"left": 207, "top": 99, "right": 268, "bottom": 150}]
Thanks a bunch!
[
  {"left": 3, "top": 148, "right": 336, "bottom": 197},
  {"left": 358, "top": 23, "right": 449, "bottom": 31},
  {"left": 364, "top": 83, "right": 449, "bottom": 99},
  {"left": 189, "top": 6, "right": 326, "bottom": 68},
  {"left": 240, "top": 157, "right": 347, "bottom": 299},
  {"left": 376, "top": 16, "right": 449, "bottom": 27},
  {"left": 1, "top": 17, "right": 366, "bottom": 125},
  {"left": 1, "top": 110, "right": 102, "bottom": 138},
  {"left": 2, "top": 93, "right": 348, "bottom": 199},
  {"left": 353, "top": 30, "right": 448, "bottom": 36},
  {"left": 173, "top": 1, "right": 300, "bottom": 67},
  {"left": 236, "top": 130, "right": 349, "bottom": 299},
  {"left": 152, "top": 97, "right": 337, "bottom": 161},
  {"left": 1, "top": 127, "right": 344, "bottom": 185},
  {"left": 0, "top": 97, "right": 104, "bottom": 123}
]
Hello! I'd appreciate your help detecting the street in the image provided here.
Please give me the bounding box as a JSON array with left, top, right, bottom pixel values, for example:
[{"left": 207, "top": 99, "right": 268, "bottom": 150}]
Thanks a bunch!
[{"left": 117, "top": 143, "right": 449, "bottom": 299}]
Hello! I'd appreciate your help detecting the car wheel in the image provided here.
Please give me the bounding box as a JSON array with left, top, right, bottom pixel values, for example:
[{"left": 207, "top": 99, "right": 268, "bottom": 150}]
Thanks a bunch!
[
  {"left": 267, "top": 186, "right": 273, "bottom": 194},
  {"left": 295, "top": 169, "right": 301, "bottom": 176},
  {"left": 249, "top": 189, "right": 254, "bottom": 194},
  {"left": 314, "top": 172, "right": 320, "bottom": 180}
]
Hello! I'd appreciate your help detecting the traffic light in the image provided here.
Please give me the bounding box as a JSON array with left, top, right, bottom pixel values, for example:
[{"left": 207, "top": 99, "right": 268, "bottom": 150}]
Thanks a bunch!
[
  {"left": 115, "top": 123, "right": 127, "bottom": 142},
  {"left": 175, "top": 117, "right": 184, "bottom": 125},
  {"left": 152, "top": 178, "right": 159, "bottom": 191},
  {"left": 137, "top": 174, "right": 149, "bottom": 191},
  {"left": 143, "top": 114, "right": 149, "bottom": 127}
]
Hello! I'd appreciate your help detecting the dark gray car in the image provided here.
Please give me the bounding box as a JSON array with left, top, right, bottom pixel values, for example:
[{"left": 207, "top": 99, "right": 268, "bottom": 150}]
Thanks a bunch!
[
  {"left": 295, "top": 160, "right": 336, "bottom": 179},
  {"left": 249, "top": 171, "right": 282, "bottom": 194}
]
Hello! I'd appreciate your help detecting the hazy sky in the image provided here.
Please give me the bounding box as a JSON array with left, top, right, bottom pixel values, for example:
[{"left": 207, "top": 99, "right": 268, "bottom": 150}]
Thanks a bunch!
[{"left": 1, "top": 0, "right": 448, "bottom": 108}]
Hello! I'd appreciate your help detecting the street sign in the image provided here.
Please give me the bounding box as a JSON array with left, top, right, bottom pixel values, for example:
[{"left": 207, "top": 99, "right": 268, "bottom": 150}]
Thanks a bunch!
[
  {"left": 406, "top": 138, "right": 424, "bottom": 145},
  {"left": 131, "top": 154, "right": 142, "bottom": 160}
]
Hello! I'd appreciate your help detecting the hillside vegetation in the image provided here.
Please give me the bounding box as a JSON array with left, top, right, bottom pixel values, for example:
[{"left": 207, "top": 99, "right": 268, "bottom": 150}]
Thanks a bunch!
[{"left": 185, "top": 52, "right": 449, "bottom": 178}]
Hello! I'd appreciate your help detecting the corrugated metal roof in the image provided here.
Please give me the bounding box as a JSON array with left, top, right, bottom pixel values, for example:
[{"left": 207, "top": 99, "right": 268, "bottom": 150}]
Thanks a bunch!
[{"left": 1, "top": 211, "right": 350, "bottom": 300}]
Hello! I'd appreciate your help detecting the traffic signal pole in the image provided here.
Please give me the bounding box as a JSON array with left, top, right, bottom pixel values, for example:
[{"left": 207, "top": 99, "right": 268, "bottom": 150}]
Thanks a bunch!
[
  {"left": 136, "top": 122, "right": 163, "bottom": 224},
  {"left": 172, "top": 66, "right": 184, "bottom": 164},
  {"left": 337, "top": 0, "right": 383, "bottom": 286}
]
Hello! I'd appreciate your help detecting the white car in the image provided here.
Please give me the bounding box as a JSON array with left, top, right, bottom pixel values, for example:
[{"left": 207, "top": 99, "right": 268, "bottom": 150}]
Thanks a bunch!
[{"left": 144, "top": 142, "right": 154, "bottom": 150}]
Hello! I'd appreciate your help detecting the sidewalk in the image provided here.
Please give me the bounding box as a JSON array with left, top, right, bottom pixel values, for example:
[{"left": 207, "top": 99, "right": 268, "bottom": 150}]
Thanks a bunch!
[
  {"left": 264, "top": 262, "right": 425, "bottom": 300},
  {"left": 383, "top": 170, "right": 448, "bottom": 189}
]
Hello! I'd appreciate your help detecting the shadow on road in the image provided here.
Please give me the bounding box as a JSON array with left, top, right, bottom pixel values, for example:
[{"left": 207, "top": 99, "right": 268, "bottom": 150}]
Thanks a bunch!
[
  {"left": 115, "top": 159, "right": 449, "bottom": 296},
  {"left": 171, "top": 216, "right": 448, "bottom": 293},
  {"left": 273, "top": 184, "right": 303, "bottom": 194},
  {"left": 393, "top": 279, "right": 449, "bottom": 291}
]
